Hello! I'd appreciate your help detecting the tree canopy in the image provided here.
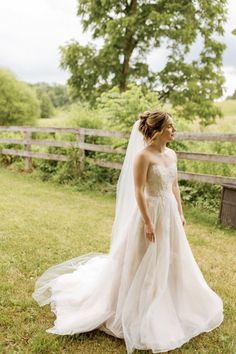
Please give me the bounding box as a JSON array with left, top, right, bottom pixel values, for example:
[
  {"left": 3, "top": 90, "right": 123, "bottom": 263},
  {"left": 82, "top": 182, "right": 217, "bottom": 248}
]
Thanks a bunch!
[
  {"left": 60, "top": 0, "right": 227, "bottom": 125},
  {"left": 0, "top": 69, "right": 39, "bottom": 125},
  {"left": 30, "top": 83, "right": 71, "bottom": 108}
]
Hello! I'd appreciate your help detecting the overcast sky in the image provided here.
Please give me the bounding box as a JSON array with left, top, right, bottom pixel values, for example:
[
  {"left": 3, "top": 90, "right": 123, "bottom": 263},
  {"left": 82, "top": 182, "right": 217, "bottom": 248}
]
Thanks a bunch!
[{"left": 0, "top": 0, "right": 235, "bottom": 98}]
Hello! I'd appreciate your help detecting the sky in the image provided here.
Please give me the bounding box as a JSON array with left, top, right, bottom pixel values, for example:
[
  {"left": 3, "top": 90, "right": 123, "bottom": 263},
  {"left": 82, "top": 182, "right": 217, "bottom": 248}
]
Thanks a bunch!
[{"left": 0, "top": 0, "right": 235, "bottom": 99}]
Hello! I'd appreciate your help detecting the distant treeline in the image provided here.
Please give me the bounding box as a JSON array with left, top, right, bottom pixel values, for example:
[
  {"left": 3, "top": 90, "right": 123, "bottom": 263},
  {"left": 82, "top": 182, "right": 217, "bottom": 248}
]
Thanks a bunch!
[
  {"left": 0, "top": 68, "right": 71, "bottom": 125},
  {"left": 29, "top": 82, "right": 71, "bottom": 118}
]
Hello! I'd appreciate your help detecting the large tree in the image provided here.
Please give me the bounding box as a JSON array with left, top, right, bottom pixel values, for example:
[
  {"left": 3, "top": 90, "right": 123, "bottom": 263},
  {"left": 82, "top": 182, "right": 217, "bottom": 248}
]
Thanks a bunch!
[{"left": 60, "top": 0, "right": 227, "bottom": 124}]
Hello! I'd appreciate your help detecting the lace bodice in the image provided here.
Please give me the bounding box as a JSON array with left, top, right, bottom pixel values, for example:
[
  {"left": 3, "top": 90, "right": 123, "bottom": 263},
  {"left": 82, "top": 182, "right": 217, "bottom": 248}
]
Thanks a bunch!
[{"left": 145, "top": 163, "right": 177, "bottom": 198}]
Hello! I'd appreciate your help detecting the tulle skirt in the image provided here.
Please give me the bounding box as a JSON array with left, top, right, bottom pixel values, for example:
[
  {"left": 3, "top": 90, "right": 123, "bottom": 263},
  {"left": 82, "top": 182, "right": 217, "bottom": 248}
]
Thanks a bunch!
[{"left": 32, "top": 192, "right": 223, "bottom": 353}]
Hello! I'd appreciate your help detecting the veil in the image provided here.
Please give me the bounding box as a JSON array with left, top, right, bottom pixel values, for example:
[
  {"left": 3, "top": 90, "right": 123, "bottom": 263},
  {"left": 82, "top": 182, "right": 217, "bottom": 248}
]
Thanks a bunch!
[
  {"left": 32, "top": 118, "right": 146, "bottom": 306},
  {"left": 110, "top": 118, "right": 146, "bottom": 252}
]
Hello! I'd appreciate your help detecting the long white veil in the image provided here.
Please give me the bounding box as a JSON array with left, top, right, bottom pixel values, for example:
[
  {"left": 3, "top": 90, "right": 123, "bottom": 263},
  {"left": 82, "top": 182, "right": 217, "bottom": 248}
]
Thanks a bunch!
[
  {"left": 32, "top": 118, "right": 146, "bottom": 306},
  {"left": 110, "top": 119, "right": 146, "bottom": 252}
]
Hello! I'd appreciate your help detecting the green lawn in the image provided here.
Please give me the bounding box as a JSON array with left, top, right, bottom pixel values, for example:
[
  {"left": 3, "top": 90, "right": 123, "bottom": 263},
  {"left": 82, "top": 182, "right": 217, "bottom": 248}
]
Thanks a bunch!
[
  {"left": 37, "top": 109, "right": 70, "bottom": 128},
  {"left": 0, "top": 167, "right": 235, "bottom": 354},
  {"left": 216, "top": 99, "right": 236, "bottom": 117}
]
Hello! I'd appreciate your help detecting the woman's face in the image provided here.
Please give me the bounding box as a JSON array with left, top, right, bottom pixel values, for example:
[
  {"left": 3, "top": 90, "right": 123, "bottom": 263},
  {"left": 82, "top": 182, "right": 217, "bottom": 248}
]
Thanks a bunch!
[{"left": 160, "top": 117, "right": 176, "bottom": 142}]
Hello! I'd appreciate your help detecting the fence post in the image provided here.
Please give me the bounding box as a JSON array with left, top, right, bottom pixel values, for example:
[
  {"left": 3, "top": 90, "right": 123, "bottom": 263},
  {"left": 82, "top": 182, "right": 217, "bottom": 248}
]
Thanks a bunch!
[
  {"left": 76, "top": 132, "right": 85, "bottom": 172},
  {"left": 24, "top": 131, "right": 32, "bottom": 171}
]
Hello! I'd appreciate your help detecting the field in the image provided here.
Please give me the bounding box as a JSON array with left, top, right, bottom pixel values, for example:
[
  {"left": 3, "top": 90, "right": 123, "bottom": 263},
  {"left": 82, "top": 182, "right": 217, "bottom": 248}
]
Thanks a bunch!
[
  {"left": 0, "top": 167, "right": 235, "bottom": 354},
  {"left": 215, "top": 99, "right": 236, "bottom": 117},
  {"left": 37, "top": 100, "right": 236, "bottom": 132}
]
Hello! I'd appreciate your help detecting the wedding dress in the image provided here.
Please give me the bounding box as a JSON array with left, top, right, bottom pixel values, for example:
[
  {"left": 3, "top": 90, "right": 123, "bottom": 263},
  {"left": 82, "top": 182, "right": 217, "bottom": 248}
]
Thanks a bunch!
[{"left": 32, "top": 120, "right": 223, "bottom": 353}]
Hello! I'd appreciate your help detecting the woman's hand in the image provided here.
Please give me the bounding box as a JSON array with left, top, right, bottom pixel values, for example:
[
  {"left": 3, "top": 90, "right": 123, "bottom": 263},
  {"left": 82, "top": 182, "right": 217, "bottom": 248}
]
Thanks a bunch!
[
  {"left": 144, "top": 221, "right": 155, "bottom": 242},
  {"left": 180, "top": 214, "right": 186, "bottom": 227}
]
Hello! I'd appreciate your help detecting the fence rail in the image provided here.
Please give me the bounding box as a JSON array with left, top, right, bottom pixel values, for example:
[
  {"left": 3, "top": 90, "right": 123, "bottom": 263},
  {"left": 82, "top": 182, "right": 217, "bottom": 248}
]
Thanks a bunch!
[{"left": 0, "top": 125, "right": 236, "bottom": 185}]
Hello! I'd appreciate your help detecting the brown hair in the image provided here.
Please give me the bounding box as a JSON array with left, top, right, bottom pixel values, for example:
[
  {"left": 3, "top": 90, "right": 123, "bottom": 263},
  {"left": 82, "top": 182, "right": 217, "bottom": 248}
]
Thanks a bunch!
[{"left": 138, "top": 110, "right": 171, "bottom": 143}]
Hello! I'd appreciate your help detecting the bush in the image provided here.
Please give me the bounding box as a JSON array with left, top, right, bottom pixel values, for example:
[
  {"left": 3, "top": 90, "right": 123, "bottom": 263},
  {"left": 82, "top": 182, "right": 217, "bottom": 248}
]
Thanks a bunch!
[
  {"left": 180, "top": 181, "right": 222, "bottom": 214},
  {"left": 37, "top": 93, "right": 54, "bottom": 118},
  {"left": 0, "top": 69, "right": 40, "bottom": 125},
  {"left": 97, "top": 84, "right": 162, "bottom": 131}
]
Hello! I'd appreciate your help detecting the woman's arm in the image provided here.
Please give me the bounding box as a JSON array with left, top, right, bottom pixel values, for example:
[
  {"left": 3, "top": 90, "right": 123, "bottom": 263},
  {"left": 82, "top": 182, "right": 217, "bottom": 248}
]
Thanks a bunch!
[
  {"left": 171, "top": 151, "right": 186, "bottom": 226},
  {"left": 133, "top": 153, "right": 155, "bottom": 242},
  {"left": 172, "top": 177, "right": 186, "bottom": 226}
]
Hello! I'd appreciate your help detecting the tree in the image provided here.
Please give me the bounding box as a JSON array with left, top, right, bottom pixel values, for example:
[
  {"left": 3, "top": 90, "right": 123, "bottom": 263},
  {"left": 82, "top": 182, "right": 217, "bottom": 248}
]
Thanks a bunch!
[
  {"left": 60, "top": 0, "right": 227, "bottom": 125},
  {"left": 32, "top": 84, "right": 55, "bottom": 118},
  {"left": 0, "top": 69, "right": 40, "bottom": 125},
  {"left": 97, "top": 84, "right": 159, "bottom": 131},
  {"left": 38, "top": 93, "right": 54, "bottom": 118},
  {"left": 50, "top": 84, "right": 71, "bottom": 107},
  {"left": 30, "top": 82, "right": 71, "bottom": 108}
]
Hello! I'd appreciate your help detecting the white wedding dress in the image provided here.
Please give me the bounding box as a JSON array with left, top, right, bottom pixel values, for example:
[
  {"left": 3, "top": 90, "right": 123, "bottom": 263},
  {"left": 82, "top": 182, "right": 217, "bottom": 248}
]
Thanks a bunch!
[{"left": 32, "top": 162, "right": 223, "bottom": 353}]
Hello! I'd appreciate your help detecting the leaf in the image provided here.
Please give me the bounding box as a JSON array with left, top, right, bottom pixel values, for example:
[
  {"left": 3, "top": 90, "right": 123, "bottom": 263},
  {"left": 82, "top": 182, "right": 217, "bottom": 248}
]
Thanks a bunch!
[{"left": 60, "top": 0, "right": 227, "bottom": 124}]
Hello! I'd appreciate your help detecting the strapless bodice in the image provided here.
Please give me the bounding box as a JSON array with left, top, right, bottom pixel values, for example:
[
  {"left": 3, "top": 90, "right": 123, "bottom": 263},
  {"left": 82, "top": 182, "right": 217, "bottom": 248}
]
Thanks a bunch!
[{"left": 145, "top": 163, "right": 177, "bottom": 198}]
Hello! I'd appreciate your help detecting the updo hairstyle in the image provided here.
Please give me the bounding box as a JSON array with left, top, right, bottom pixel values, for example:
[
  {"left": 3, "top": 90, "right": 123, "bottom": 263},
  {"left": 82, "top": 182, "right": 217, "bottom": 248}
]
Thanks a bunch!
[{"left": 138, "top": 110, "right": 171, "bottom": 143}]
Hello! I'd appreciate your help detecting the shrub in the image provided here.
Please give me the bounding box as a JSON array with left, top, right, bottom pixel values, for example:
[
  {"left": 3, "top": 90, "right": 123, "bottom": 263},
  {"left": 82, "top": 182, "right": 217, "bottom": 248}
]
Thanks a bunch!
[
  {"left": 180, "top": 181, "right": 222, "bottom": 214},
  {"left": 0, "top": 69, "right": 40, "bottom": 125}
]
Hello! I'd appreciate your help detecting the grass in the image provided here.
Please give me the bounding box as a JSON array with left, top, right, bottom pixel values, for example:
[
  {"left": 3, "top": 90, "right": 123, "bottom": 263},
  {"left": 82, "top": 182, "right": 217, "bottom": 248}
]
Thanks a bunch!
[
  {"left": 216, "top": 99, "right": 236, "bottom": 117},
  {"left": 37, "top": 109, "right": 70, "bottom": 128},
  {"left": 0, "top": 166, "right": 235, "bottom": 354},
  {"left": 200, "top": 100, "right": 236, "bottom": 133}
]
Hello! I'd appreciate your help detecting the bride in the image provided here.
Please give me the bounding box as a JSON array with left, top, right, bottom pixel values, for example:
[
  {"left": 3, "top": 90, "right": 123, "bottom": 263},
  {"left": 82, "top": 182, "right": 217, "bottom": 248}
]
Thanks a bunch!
[{"left": 32, "top": 110, "right": 223, "bottom": 353}]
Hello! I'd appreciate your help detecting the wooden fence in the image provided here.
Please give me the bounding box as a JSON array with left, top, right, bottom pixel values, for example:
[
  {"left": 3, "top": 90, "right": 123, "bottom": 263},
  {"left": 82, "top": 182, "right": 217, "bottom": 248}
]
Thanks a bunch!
[{"left": 0, "top": 125, "right": 236, "bottom": 185}]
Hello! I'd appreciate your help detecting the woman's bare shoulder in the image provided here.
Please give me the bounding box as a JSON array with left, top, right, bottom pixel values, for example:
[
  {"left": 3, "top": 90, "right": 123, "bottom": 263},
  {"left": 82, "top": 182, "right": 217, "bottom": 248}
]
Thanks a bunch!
[{"left": 134, "top": 148, "right": 150, "bottom": 165}]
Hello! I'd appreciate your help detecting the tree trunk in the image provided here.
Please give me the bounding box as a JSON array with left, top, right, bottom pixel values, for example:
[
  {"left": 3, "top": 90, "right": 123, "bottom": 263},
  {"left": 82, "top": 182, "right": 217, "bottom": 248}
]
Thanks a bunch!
[{"left": 119, "top": 0, "right": 137, "bottom": 93}]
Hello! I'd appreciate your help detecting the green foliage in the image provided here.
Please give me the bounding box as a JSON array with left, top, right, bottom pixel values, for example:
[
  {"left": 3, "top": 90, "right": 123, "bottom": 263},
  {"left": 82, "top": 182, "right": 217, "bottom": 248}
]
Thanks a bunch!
[
  {"left": 60, "top": 43, "right": 103, "bottom": 103},
  {"left": 49, "top": 84, "right": 71, "bottom": 107},
  {"left": 67, "top": 102, "right": 125, "bottom": 189},
  {"left": 30, "top": 82, "right": 71, "bottom": 108},
  {"left": 67, "top": 84, "right": 163, "bottom": 133},
  {"left": 36, "top": 145, "right": 119, "bottom": 193},
  {"left": 30, "top": 82, "right": 72, "bottom": 118},
  {"left": 67, "top": 85, "right": 171, "bottom": 157},
  {"left": 37, "top": 148, "right": 61, "bottom": 181},
  {"left": 0, "top": 131, "right": 24, "bottom": 165},
  {"left": 38, "top": 93, "right": 54, "bottom": 118},
  {"left": 37, "top": 146, "right": 84, "bottom": 184},
  {"left": 68, "top": 102, "right": 106, "bottom": 130},
  {"left": 60, "top": 0, "right": 227, "bottom": 124},
  {"left": 0, "top": 69, "right": 40, "bottom": 125},
  {"left": 67, "top": 102, "right": 112, "bottom": 158},
  {"left": 96, "top": 84, "right": 160, "bottom": 131},
  {"left": 180, "top": 181, "right": 222, "bottom": 214},
  {"left": 1, "top": 90, "right": 234, "bottom": 213}
]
